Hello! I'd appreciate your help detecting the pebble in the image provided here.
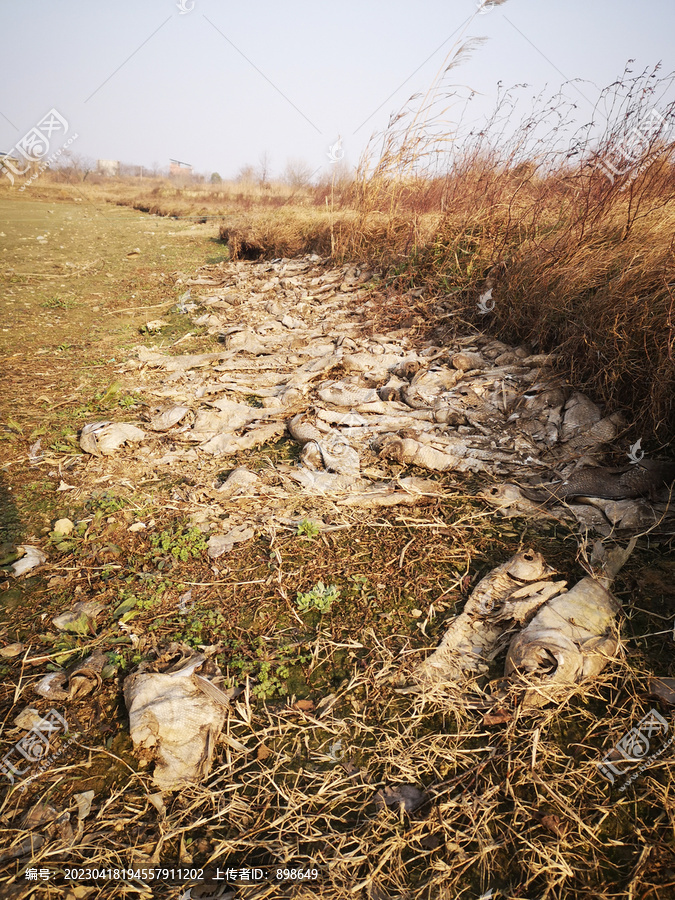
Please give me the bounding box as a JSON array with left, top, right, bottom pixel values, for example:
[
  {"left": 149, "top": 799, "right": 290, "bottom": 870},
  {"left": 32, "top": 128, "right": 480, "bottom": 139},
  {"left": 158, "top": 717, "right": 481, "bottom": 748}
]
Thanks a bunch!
[{"left": 53, "top": 518, "right": 74, "bottom": 536}]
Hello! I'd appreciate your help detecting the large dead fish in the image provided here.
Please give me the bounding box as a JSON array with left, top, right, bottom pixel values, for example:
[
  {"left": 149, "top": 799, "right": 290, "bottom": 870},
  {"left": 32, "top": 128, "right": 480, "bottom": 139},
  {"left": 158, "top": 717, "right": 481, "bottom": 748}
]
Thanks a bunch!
[
  {"left": 521, "top": 460, "right": 675, "bottom": 503},
  {"left": 504, "top": 538, "right": 636, "bottom": 708},
  {"left": 124, "top": 653, "right": 230, "bottom": 791},
  {"left": 412, "top": 550, "right": 566, "bottom": 685}
]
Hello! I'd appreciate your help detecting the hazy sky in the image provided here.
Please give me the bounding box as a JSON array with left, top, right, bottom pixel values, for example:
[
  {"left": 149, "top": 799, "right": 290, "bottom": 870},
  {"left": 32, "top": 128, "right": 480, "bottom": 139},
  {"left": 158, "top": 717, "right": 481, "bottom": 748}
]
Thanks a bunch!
[{"left": 1, "top": 0, "right": 674, "bottom": 179}]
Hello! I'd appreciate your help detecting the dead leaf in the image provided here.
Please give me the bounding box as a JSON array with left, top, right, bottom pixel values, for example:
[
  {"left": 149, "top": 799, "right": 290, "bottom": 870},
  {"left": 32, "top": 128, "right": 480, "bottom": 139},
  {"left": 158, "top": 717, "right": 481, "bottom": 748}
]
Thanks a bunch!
[
  {"left": 533, "top": 809, "right": 565, "bottom": 836},
  {"left": 144, "top": 319, "right": 170, "bottom": 333},
  {"left": 53, "top": 600, "right": 103, "bottom": 635},
  {"left": 1, "top": 642, "right": 25, "bottom": 658},
  {"left": 483, "top": 708, "right": 513, "bottom": 726},
  {"left": 147, "top": 793, "right": 166, "bottom": 817},
  {"left": 14, "top": 707, "right": 45, "bottom": 730},
  {"left": 53, "top": 518, "right": 74, "bottom": 536},
  {"left": 35, "top": 670, "right": 69, "bottom": 700},
  {"left": 11, "top": 545, "right": 47, "bottom": 577},
  {"left": 541, "top": 814, "right": 564, "bottom": 835},
  {"left": 222, "top": 734, "right": 249, "bottom": 753},
  {"left": 23, "top": 802, "right": 58, "bottom": 829},
  {"left": 67, "top": 649, "right": 107, "bottom": 698},
  {"left": 419, "top": 833, "right": 444, "bottom": 850},
  {"left": 58, "top": 811, "right": 74, "bottom": 842},
  {"left": 74, "top": 790, "right": 95, "bottom": 821},
  {"left": 0, "top": 833, "right": 44, "bottom": 863},
  {"left": 48, "top": 575, "right": 72, "bottom": 589}
]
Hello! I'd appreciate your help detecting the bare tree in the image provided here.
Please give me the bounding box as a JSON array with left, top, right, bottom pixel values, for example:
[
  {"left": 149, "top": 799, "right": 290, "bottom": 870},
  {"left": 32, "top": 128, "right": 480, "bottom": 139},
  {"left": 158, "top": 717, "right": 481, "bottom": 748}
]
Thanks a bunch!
[
  {"left": 54, "top": 150, "right": 96, "bottom": 181},
  {"left": 283, "top": 157, "right": 314, "bottom": 188},
  {"left": 257, "top": 151, "right": 271, "bottom": 187},
  {"left": 236, "top": 164, "right": 256, "bottom": 183}
]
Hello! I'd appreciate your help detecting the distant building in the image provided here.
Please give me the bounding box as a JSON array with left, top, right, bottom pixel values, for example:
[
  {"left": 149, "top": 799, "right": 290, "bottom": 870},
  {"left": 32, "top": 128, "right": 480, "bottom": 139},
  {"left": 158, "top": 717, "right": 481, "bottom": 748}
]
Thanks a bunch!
[
  {"left": 169, "top": 158, "right": 193, "bottom": 177},
  {"left": 0, "top": 153, "right": 23, "bottom": 184},
  {"left": 97, "top": 159, "right": 120, "bottom": 176}
]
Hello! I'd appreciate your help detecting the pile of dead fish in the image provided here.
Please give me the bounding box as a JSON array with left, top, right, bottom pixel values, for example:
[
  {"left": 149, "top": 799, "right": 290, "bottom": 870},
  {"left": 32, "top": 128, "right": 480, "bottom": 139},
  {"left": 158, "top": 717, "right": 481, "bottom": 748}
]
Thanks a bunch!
[
  {"left": 72, "top": 253, "right": 674, "bottom": 545},
  {"left": 41, "top": 253, "right": 672, "bottom": 791},
  {"left": 409, "top": 538, "right": 636, "bottom": 709}
]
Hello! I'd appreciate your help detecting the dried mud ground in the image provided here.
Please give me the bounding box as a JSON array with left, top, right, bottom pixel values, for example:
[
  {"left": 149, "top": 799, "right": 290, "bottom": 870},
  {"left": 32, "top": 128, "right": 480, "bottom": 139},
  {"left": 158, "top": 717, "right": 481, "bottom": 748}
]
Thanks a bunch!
[{"left": 1, "top": 192, "right": 675, "bottom": 900}]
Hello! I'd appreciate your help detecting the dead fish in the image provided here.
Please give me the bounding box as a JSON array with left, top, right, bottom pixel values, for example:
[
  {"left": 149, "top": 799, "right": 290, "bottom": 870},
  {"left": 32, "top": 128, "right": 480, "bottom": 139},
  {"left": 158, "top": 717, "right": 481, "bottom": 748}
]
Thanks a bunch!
[
  {"left": 375, "top": 432, "right": 490, "bottom": 474},
  {"left": 148, "top": 405, "right": 190, "bottom": 432},
  {"left": 413, "top": 549, "right": 566, "bottom": 685},
  {"left": 315, "top": 433, "right": 361, "bottom": 476},
  {"left": 584, "top": 496, "right": 674, "bottom": 531},
  {"left": 451, "top": 351, "right": 486, "bottom": 372},
  {"left": 479, "top": 483, "right": 558, "bottom": 519},
  {"left": 288, "top": 413, "right": 323, "bottom": 446},
  {"left": 560, "top": 392, "right": 602, "bottom": 440},
  {"left": 199, "top": 422, "right": 286, "bottom": 455},
  {"left": 318, "top": 383, "right": 380, "bottom": 406},
  {"left": 504, "top": 539, "right": 636, "bottom": 708},
  {"left": 124, "top": 655, "right": 228, "bottom": 791},
  {"left": 337, "top": 476, "right": 441, "bottom": 508},
  {"left": 433, "top": 385, "right": 490, "bottom": 426},
  {"left": 80, "top": 421, "right": 145, "bottom": 456},
  {"left": 217, "top": 467, "right": 261, "bottom": 498},
  {"left": 522, "top": 460, "right": 675, "bottom": 503}
]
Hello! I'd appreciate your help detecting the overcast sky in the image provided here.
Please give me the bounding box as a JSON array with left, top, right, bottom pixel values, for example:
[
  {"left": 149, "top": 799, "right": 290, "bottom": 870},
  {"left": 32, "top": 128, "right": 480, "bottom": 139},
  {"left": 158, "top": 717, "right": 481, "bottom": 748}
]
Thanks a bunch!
[{"left": 1, "top": 0, "right": 674, "bottom": 179}]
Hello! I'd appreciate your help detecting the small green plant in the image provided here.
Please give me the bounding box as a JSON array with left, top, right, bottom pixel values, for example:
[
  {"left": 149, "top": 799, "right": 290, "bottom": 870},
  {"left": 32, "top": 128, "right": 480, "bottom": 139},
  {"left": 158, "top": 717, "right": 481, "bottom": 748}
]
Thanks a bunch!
[
  {"left": 296, "top": 581, "right": 340, "bottom": 614},
  {"left": 42, "top": 295, "right": 68, "bottom": 309},
  {"left": 297, "top": 519, "right": 320, "bottom": 539},
  {"left": 6, "top": 417, "right": 23, "bottom": 436},
  {"left": 49, "top": 431, "right": 80, "bottom": 453},
  {"left": 89, "top": 492, "right": 127, "bottom": 516},
  {"left": 105, "top": 651, "right": 127, "bottom": 672},
  {"left": 227, "top": 639, "right": 311, "bottom": 700},
  {"left": 251, "top": 661, "right": 288, "bottom": 699},
  {"left": 173, "top": 608, "right": 226, "bottom": 647},
  {"left": 349, "top": 574, "right": 373, "bottom": 600},
  {"left": 137, "top": 582, "right": 167, "bottom": 610},
  {"left": 151, "top": 525, "right": 207, "bottom": 561}
]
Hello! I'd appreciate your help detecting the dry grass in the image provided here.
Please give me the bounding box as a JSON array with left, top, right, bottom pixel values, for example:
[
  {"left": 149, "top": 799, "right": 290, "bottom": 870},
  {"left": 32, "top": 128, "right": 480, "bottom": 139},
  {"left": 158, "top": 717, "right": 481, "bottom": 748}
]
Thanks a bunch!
[
  {"left": 4, "top": 601, "right": 675, "bottom": 898},
  {"left": 321, "top": 62, "right": 675, "bottom": 446}
]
